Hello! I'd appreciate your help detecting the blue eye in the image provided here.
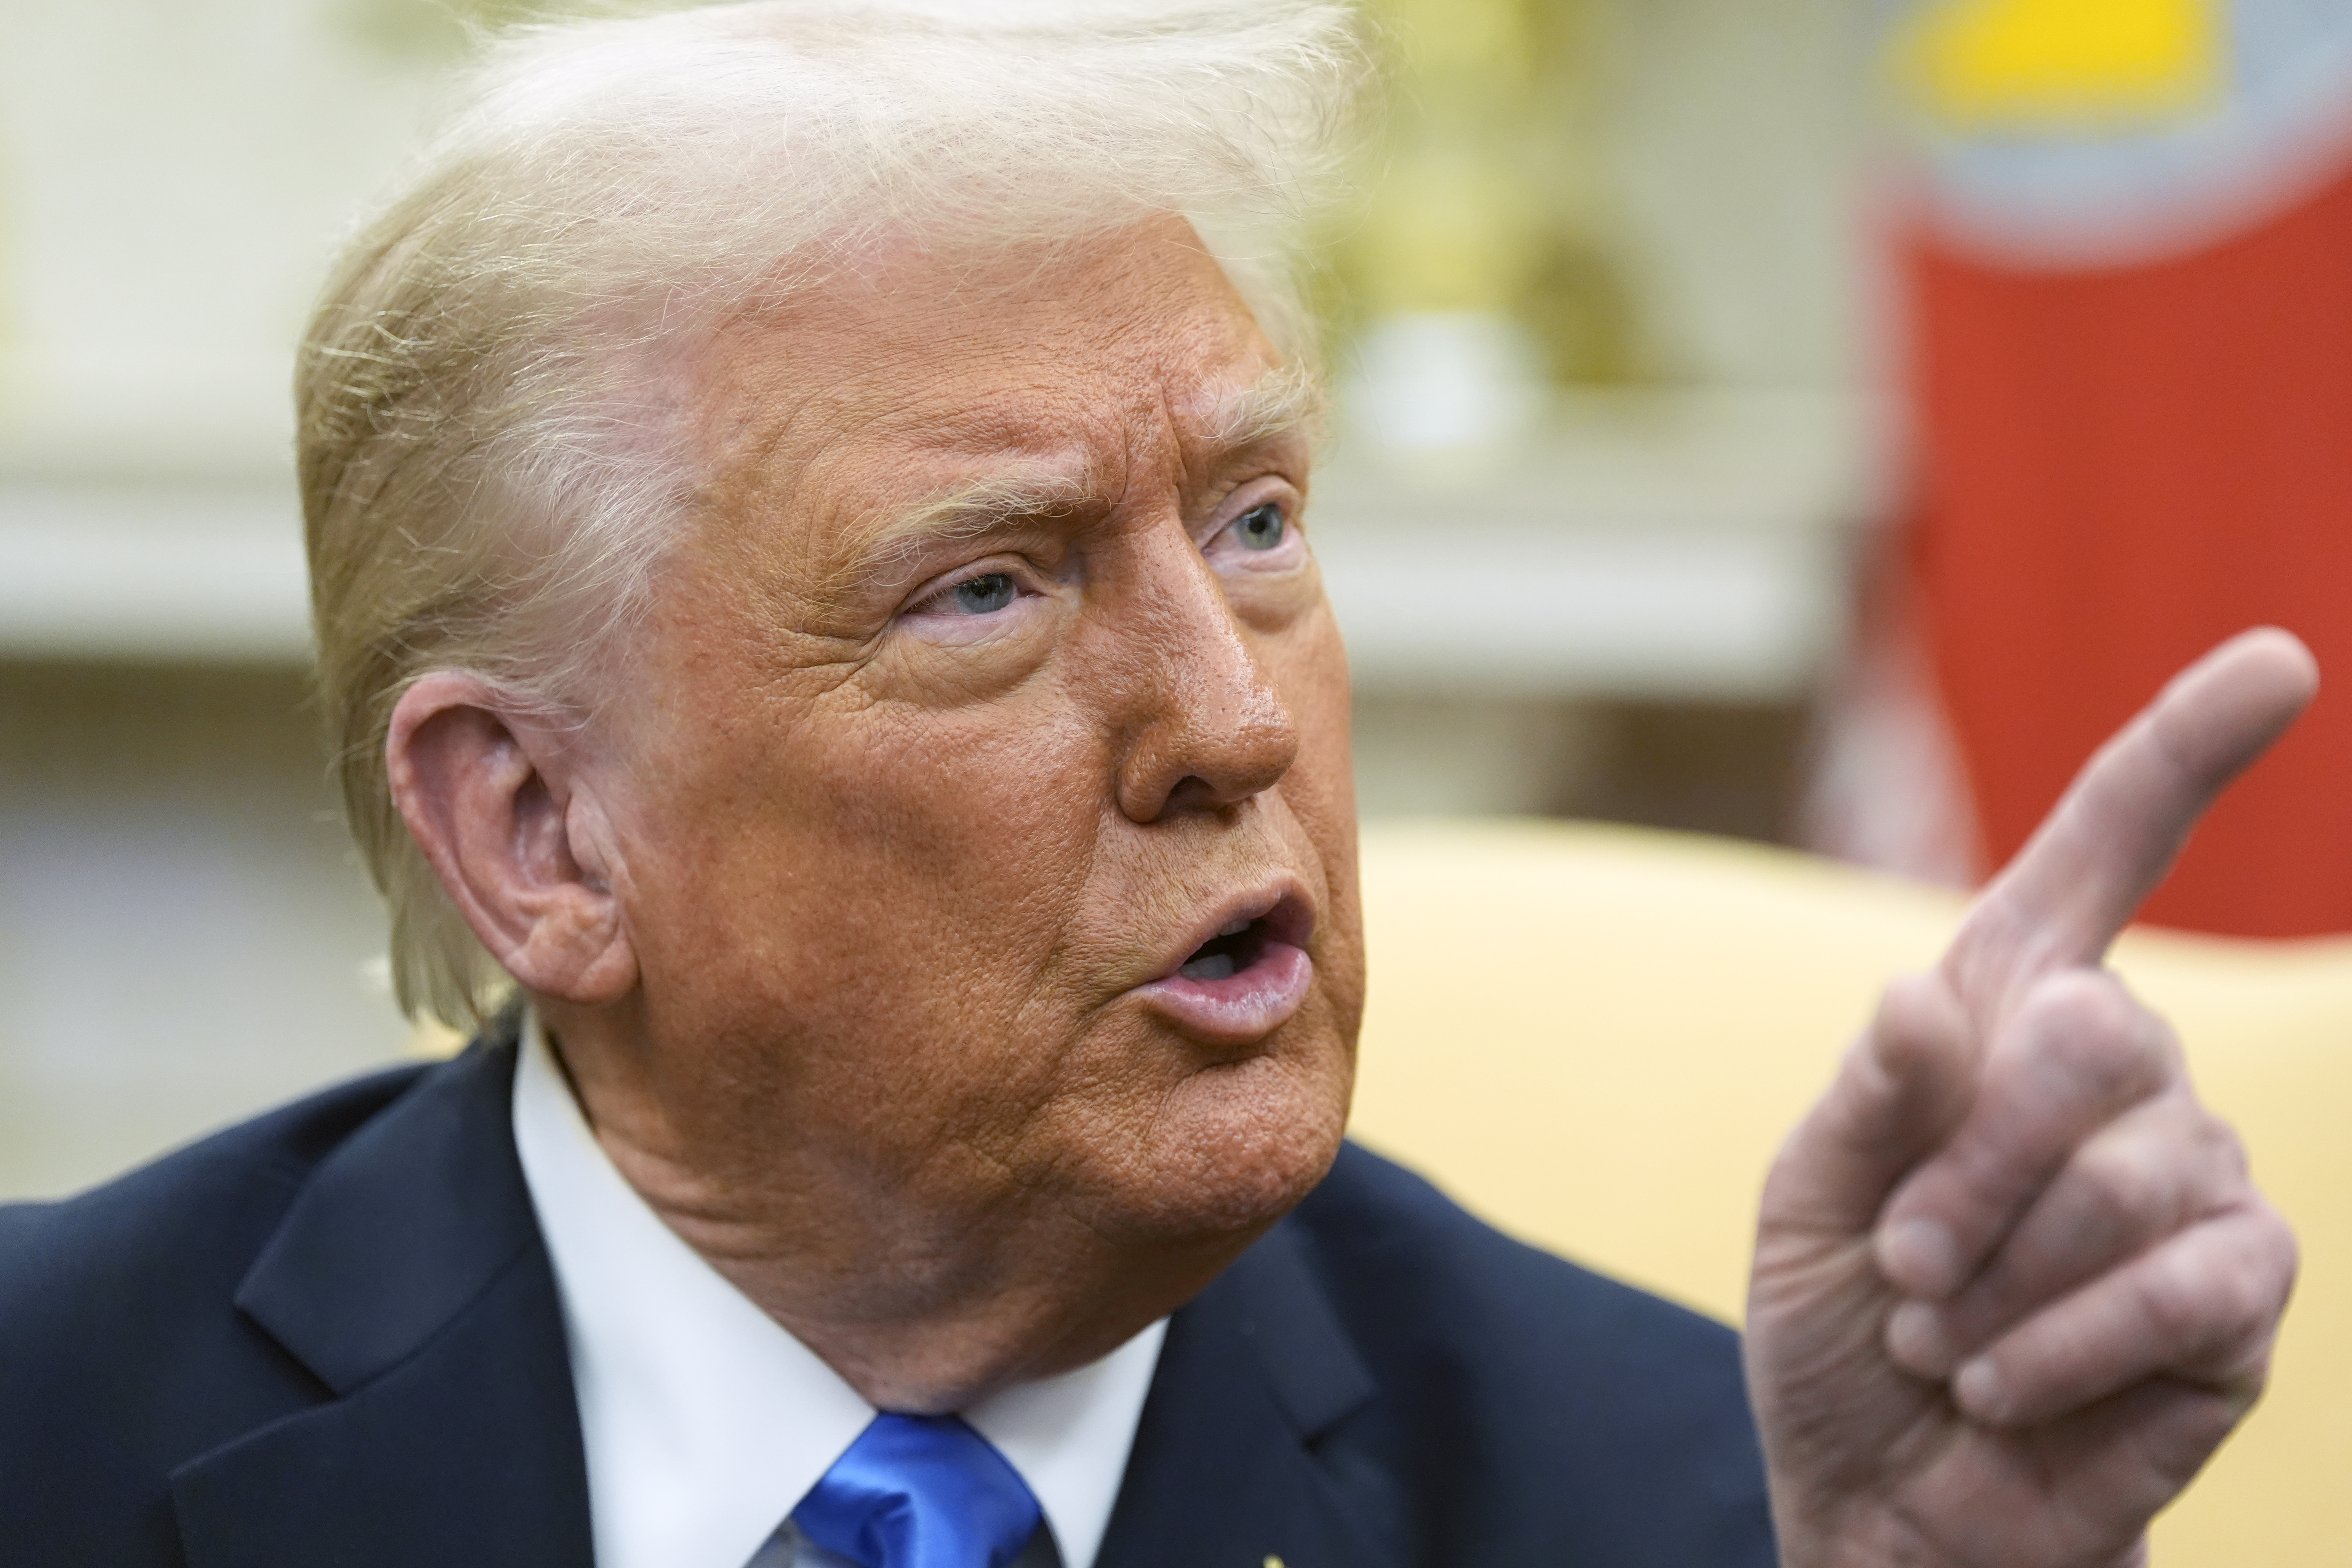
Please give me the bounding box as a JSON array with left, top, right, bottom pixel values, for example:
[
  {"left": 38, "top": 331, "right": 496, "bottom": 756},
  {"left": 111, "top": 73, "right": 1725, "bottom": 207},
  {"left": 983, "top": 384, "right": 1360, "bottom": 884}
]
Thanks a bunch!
[
  {"left": 1233, "top": 503, "right": 1286, "bottom": 551},
  {"left": 951, "top": 572, "right": 1016, "bottom": 613}
]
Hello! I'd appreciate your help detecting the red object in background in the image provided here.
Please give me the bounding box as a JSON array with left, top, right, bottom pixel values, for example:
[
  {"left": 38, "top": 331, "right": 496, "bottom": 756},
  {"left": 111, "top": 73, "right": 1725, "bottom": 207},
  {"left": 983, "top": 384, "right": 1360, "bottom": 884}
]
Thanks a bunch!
[{"left": 1909, "top": 158, "right": 2352, "bottom": 936}]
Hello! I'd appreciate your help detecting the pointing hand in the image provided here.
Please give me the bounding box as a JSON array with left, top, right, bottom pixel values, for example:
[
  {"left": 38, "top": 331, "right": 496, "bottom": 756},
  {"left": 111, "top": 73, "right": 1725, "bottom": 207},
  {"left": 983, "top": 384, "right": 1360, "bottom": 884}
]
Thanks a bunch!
[{"left": 1746, "top": 628, "right": 2316, "bottom": 1568}]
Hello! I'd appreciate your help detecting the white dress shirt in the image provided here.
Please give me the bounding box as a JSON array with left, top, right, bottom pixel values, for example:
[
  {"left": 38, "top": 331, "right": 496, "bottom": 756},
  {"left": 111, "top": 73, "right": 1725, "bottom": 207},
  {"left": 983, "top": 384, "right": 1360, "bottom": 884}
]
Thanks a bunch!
[{"left": 512, "top": 1016, "right": 1168, "bottom": 1568}]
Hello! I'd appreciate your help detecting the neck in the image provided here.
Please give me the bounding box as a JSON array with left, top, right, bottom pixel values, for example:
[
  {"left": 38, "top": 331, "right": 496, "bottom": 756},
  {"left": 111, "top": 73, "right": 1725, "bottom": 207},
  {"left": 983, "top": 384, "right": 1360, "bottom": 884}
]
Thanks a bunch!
[{"left": 537, "top": 1001, "right": 1254, "bottom": 1411}]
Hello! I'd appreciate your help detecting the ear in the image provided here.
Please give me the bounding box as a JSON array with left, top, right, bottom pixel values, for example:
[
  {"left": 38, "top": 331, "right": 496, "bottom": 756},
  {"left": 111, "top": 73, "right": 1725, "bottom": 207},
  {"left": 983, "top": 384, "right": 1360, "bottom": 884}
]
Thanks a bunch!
[{"left": 385, "top": 672, "right": 640, "bottom": 1006}]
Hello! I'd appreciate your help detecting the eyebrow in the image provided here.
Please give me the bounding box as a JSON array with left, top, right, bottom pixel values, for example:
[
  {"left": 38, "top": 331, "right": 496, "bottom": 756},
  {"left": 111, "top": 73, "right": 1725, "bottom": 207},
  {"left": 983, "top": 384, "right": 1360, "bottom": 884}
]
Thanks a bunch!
[
  {"left": 858, "top": 466, "right": 1094, "bottom": 564},
  {"left": 826, "top": 362, "right": 1326, "bottom": 601},
  {"left": 820, "top": 466, "right": 1093, "bottom": 604},
  {"left": 1199, "top": 360, "right": 1328, "bottom": 449}
]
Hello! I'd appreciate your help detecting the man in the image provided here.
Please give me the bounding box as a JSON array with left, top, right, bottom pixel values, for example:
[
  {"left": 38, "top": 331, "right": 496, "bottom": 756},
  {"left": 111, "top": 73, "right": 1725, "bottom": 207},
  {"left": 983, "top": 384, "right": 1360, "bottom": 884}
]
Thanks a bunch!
[{"left": 0, "top": 5, "right": 2305, "bottom": 1566}]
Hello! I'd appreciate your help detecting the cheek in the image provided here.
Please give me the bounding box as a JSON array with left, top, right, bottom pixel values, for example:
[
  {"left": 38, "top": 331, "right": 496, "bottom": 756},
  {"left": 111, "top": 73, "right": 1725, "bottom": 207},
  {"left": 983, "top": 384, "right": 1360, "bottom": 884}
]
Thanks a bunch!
[{"left": 624, "top": 689, "right": 1114, "bottom": 1103}]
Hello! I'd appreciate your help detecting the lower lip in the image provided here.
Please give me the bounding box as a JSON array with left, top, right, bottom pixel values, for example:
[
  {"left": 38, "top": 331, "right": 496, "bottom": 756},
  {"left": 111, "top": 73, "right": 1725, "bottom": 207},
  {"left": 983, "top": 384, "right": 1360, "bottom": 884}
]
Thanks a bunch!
[{"left": 1133, "top": 942, "right": 1314, "bottom": 1044}]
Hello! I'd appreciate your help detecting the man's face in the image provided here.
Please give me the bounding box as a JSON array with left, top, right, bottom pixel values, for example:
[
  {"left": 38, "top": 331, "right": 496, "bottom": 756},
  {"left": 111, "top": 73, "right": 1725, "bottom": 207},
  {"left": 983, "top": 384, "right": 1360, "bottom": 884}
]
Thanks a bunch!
[{"left": 589, "top": 221, "right": 1361, "bottom": 1262}]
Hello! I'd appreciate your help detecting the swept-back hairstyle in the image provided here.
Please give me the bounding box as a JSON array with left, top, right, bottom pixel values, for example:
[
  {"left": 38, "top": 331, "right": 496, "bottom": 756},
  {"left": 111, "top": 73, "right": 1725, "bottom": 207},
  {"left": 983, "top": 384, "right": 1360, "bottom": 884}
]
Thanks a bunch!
[{"left": 299, "top": 0, "right": 1370, "bottom": 1028}]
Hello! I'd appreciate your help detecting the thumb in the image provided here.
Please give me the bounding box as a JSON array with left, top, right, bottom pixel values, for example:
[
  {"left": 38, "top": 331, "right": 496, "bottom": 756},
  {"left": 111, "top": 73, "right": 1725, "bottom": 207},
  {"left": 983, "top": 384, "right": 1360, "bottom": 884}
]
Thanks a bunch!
[{"left": 1758, "top": 972, "right": 1979, "bottom": 1244}]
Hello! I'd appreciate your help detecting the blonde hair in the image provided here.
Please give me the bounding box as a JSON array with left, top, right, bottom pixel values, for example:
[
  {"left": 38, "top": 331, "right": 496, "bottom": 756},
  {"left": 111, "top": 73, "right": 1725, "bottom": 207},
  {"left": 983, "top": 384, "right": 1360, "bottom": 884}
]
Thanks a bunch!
[{"left": 299, "top": 0, "right": 1369, "bottom": 1029}]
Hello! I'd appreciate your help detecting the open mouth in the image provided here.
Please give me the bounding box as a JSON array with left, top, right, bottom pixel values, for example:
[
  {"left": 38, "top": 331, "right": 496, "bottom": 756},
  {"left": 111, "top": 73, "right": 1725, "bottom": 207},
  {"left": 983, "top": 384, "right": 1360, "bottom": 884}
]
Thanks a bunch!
[
  {"left": 1178, "top": 916, "right": 1273, "bottom": 981},
  {"left": 1137, "top": 887, "right": 1317, "bottom": 1043}
]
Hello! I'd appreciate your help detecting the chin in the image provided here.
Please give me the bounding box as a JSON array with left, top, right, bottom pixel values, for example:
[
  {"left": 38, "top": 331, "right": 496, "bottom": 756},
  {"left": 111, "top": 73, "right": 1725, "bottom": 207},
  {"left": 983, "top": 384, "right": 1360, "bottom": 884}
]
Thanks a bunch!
[{"left": 1091, "top": 1029, "right": 1353, "bottom": 1245}]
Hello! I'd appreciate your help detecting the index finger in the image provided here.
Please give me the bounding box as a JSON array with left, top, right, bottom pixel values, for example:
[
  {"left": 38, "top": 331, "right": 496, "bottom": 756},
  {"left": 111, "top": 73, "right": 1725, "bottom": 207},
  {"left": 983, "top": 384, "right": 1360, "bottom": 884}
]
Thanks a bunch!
[{"left": 1944, "top": 627, "right": 2317, "bottom": 1028}]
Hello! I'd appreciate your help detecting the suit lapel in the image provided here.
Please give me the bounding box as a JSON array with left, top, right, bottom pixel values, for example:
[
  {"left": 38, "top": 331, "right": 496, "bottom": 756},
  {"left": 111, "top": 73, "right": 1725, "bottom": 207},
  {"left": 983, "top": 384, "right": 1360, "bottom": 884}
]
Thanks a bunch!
[
  {"left": 1097, "top": 1219, "right": 1403, "bottom": 1568},
  {"left": 169, "top": 1033, "right": 593, "bottom": 1568}
]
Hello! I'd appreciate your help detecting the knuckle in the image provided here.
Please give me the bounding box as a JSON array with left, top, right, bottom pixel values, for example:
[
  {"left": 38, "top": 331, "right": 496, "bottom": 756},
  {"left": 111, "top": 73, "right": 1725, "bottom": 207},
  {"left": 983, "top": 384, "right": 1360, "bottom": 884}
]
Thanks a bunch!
[
  {"left": 1867, "top": 973, "right": 1967, "bottom": 1072},
  {"left": 2136, "top": 1086, "right": 2246, "bottom": 1196},
  {"left": 2138, "top": 1240, "right": 2211, "bottom": 1336},
  {"left": 2243, "top": 1203, "right": 2301, "bottom": 1298},
  {"left": 2021, "top": 967, "right": 2125, "bottom": 1028},
  {"left": 2071, "top": 1134, "right": 2171, "bottom": 1231},
  {"left": 2220, "top": 1129, "right": 2253, "bottom": 1184},
  {"left": 2141, "top": 1224, "right": 2285, "bottom": 1354},
  {"left": 2199, "top": 1111, "right": 2254, "bottom": 1187},
  {"left": 2013, "top": 972, "right": 2169, "bottom": 1103},
  {"left": 2209, "top": 1259, "right": 2272, "bottom": 1341},
  {"left": 1877, "top": 969, "right": 1951, "bottom": 1027}
]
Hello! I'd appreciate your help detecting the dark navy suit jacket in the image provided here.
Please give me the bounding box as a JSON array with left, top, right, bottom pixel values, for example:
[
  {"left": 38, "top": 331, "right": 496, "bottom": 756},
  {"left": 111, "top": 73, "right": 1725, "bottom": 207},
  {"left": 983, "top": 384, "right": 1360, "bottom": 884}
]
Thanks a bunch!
[{"left": 0, "top": 1030, "right": 1776, "bottom": 1566}]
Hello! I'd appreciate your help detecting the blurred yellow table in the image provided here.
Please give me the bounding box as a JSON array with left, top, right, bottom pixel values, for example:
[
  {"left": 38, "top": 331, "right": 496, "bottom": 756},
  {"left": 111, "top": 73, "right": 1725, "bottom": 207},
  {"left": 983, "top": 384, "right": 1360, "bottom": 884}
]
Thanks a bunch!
[{"left": 1351, "top": 818, "right": 2352, "bottom": 1567}]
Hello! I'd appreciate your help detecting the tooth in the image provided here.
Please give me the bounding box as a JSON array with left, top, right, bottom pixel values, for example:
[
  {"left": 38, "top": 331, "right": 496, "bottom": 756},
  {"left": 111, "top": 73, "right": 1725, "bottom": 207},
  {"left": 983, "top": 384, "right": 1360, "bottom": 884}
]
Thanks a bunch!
[{"left": 1218, "top": 918, "right": 1250, "bottom": 937}]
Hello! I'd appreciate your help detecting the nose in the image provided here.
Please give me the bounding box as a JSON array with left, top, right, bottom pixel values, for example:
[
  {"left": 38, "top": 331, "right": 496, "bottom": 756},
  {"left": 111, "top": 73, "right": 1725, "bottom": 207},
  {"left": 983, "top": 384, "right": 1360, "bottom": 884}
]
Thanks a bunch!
[{"left": 1106, "top": 528, "right": 1301, "bottom": 824}]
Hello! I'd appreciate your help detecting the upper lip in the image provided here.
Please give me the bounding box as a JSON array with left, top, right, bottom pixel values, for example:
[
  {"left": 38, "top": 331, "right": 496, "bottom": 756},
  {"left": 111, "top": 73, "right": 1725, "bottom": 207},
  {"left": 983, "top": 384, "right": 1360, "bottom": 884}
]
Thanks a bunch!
[{"left": 1151, "top": 878, "right": 1316, "bottom": 982}]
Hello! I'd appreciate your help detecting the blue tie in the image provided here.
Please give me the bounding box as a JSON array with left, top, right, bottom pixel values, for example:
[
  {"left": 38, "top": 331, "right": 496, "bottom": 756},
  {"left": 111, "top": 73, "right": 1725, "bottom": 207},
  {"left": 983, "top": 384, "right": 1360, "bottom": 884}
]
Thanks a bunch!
[{"left": 791, "top": 1412, "right": 1043, "bottom": 1568}]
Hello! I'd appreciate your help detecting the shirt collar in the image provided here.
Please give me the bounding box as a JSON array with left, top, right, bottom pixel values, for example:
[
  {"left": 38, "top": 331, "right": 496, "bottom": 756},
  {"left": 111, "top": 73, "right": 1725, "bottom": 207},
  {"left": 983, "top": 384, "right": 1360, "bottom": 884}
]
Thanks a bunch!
[{"left": 512, "top": 1013, "right": 1165, "bottom": 1568}]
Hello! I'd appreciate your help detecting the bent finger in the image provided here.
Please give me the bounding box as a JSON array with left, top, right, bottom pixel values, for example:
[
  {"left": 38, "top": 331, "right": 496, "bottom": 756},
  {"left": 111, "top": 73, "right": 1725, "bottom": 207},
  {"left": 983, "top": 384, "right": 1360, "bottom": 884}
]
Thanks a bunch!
[
  {"left": 1948, "top": 1205, "right": 2296, "bottom": 1430},
  {"left": 1945, "top": 628, "right": 2316, "bottom": 1025},
  {"left": 1876, "top": 969, "right": 2176, "bottom": 1299},
  {"left": 1884, "top": 1085, "right": 2246, "bottom": 1377},
  {"left": 1759, "top": 971, "right": 1976, "bottom": 1240}
]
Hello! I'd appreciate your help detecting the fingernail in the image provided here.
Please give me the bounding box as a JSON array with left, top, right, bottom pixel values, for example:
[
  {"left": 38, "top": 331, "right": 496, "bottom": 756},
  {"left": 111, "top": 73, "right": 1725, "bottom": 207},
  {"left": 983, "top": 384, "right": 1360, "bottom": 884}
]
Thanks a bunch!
[
  {"left": 1885, "top": 1300, "right": 1957, "bottom": 1376},
  {"left": 1954, "top": 1357, "right": 2004, "bottom": 1422},
  {"left": 1877, "top": 1219, "right": 1960, "bottom": 1296}
]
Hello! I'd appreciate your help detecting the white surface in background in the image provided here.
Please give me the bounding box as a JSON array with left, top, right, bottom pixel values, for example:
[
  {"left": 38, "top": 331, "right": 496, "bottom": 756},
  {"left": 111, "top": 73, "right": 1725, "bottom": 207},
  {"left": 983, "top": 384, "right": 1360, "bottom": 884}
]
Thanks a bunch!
[
  {"left": 1343, "top": 312, "right": 1550, "bottom": 453},
  {"left": 0, "top": 0, "right": 437, "bottom": 462},
  {"left": 1313, "top": 387, "right": 1873, "bottom": 698},
  {"left": 1321, "top": 530, "right": 1842, "bottom": 698},
  {"left": 0, "top": 483, "right": 311, "bottom": 660}
]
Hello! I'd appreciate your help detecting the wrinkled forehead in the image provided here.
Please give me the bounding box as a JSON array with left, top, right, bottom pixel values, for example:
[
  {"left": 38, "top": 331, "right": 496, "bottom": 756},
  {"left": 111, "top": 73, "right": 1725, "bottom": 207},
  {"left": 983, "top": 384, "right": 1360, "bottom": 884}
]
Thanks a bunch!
[{"left": 685, "top": 222, "right": 1313, "bottom": 536}]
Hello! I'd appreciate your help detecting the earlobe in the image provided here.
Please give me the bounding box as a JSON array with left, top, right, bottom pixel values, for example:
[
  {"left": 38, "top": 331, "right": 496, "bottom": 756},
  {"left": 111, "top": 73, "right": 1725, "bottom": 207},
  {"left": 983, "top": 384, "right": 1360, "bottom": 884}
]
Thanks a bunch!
[{"left": 385, "top": 673, "right": 640, "bottom": 1005}]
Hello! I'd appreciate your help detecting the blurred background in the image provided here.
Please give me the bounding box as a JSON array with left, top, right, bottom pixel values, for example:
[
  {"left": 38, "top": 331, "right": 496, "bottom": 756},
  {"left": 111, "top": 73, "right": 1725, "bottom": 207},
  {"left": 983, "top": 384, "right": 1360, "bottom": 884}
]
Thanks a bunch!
[{"left": 7, "top": 0, "right": 2352, "bottom": 1198}]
